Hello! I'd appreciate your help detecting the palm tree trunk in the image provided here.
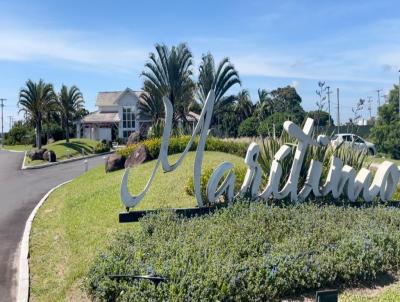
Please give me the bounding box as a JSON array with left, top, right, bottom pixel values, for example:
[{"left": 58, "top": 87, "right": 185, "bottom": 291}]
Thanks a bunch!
[
  {"left": 36, "top": 120, "right": 42, "bottom": 149},
  {"left": 65, "top": 118, "right": 70, "bottom": 143}
]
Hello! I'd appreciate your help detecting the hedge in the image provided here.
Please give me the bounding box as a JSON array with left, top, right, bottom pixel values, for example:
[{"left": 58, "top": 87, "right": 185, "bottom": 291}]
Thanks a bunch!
[
  {"left": 117, "top": 136, "right": 249, "bottom": 159},
  {"left": 86, "top": 201, "right": 400, "bottom": 301}
]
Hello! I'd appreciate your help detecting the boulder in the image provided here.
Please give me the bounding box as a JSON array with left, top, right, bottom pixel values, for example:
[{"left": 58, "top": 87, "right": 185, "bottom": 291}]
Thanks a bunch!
[
  {"left": 127, "top": 131, "right": 141, "bottom": 145},
  {"left": 28, "top": 148, "right": 47, "bottom": 160},
  {"left": 105, "top": 153, "right": 126, "bottom": 173},
  {"left": 47, "top": 138, "right": 55, "bottom": 145},
  {"left": 43, "top": 150, "right": 57, "bottom": 162},
  {"left": 124, "top": 144, "right": 152, "bottom": 168}
]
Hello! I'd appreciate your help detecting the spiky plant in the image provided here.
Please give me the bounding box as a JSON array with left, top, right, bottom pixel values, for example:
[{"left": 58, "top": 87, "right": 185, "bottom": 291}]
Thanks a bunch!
[
  {"left": 197, "top": 53, "right": 241, "bottom": 112},
  {"left": 141, "top": 43, "right": 195, "bottom": 125}
]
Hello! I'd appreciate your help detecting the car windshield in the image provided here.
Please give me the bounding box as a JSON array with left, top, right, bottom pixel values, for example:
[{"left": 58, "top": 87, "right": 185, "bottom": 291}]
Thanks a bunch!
[{"left": 354, "top": 136, "right": 364, "bottom": 143}]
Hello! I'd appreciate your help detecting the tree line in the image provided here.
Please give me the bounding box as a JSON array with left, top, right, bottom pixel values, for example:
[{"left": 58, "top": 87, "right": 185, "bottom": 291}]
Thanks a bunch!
[{"left": 15, "top": 80, "right": 86, "bottom": 148}]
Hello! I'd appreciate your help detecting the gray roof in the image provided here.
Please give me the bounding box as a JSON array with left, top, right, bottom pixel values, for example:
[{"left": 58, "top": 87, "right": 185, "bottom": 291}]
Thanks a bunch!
[
  {"left": 95, "top": 88, "right": 144, "bottom": 106},
  {"left": 81, "top": 111, "right": 120, "bottom": 123}
]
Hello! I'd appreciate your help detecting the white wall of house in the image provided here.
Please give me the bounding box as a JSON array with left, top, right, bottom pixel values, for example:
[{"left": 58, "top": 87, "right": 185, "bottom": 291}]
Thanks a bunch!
[
  {"left": 117, "top": 91, "right": 140, "bottom": 139},
  {"left": 98, "top": 127, "right": 112, "bottom": 141},
  {"left": 98, "top": 105, "right": 118, "bottom": 112}
]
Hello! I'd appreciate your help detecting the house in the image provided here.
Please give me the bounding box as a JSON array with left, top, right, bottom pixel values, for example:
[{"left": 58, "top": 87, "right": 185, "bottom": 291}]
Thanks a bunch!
[
  {"left": 76, "top": 88, "right": 152, "bottom": 141},
  {"left": 77, "top": 87, "right": 201, "bottom": 142}
]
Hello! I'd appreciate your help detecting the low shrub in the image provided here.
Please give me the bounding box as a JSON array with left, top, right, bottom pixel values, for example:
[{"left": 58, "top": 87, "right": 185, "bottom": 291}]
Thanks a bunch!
[
  {"left": 86, "top": 202, "right": 400, "bottom": 301},
  {"left": 94, "top": 142, "right": 110, "bottom": 154},
  {"left": 117, "top": 136, "right": 248, "bottom": 159},
  {"left": 185, "top": 166, "right": 247, "bottom": 201}
]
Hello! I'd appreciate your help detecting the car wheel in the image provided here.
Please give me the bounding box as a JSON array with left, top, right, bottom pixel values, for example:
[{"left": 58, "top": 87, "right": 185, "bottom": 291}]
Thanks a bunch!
[{"left": 368, "top": 148, "right": 375, "bottom": 156}]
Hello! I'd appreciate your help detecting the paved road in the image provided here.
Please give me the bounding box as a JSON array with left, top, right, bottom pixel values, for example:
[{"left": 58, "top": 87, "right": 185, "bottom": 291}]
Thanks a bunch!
[{"left": 0, "top": 150, "right": 105, "bottom": 301}]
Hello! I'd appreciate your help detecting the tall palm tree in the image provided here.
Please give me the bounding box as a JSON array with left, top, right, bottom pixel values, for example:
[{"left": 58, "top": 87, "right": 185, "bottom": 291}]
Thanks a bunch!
[
  {"left": 57, "top": 85, "right": 84, "bottom": 143},
  {"left": 141, "top": 43, "right": 195, "bottom": 124},
  {"left": 197, "top": 53, "right": 241, "bottom": 116},
  {"left": 234, "top": 89, "right": 254, "bottom": 122},
  {"left": 18, "top": 79, "right": 55, "bottom": 148}
]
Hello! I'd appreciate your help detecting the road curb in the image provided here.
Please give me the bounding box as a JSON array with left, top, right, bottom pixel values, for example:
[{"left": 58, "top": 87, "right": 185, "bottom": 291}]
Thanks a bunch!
[
  {"left": 16, "top": 180, "right": 73, "bottom": 302},
  {"left": 21, "top": 151, "right": 114, "bottom": 170}
]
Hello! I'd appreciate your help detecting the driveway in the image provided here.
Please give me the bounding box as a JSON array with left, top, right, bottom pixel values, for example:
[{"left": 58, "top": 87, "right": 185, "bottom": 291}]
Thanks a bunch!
[{"left": 0, "top": 150, "right": 106, "bottom": 301}]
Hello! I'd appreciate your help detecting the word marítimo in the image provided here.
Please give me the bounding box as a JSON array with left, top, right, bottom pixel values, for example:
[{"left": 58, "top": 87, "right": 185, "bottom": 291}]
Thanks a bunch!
[{"left": 121, "top": 90, "right": 399, "bottom": 209}]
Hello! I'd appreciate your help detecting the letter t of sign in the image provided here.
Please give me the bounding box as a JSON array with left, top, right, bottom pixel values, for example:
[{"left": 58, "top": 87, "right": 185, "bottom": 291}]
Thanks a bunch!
[{"left": 280, "top": 118, "right": 316, "bottom": 201}]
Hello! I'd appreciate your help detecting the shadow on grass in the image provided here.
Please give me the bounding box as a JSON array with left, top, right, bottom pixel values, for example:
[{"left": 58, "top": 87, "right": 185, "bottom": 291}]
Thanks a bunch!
[{"left": 56, "top": 142, "right": 94, "bottom": 155}]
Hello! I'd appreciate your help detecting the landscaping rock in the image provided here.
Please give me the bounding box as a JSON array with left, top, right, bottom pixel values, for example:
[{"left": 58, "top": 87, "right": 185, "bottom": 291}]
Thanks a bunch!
[
  {"left": 43, "top": 150, "right": 57, "bottom": 162},
  {"left": 105, "top": 153, "right": 126, "bottom": 173},
  {"left": 47, "top": 138, "right": 55, "bottom": 144},
  {"left": 127, "top": 131, "right": 141, "bottom": 145},
  {"left": 124, "top": 144, "right": 152, "bottom": 168},
  {"left": 28, "top": 148, "right": 47, "bottom": 160}
]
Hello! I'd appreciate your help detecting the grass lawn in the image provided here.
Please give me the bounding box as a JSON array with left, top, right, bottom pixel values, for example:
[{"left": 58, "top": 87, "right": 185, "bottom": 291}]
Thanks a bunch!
[
  {"left": 25, "top": 138, "right": 99, "bottom": 166},
  {"left": 2, "top": 144, "right": 32, "bottom": 152},
  {"left": 29, "top": 151, "right": 400, "bottom": 301},
  {"left": 29, "top": 151, "right": 246, "bottom": 301},
  {"left": 370, "top": 154, "right": 400, "bottom": 167}
]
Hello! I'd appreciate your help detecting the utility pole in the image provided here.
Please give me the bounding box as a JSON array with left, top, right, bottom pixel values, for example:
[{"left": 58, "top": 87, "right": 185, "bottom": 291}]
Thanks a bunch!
[
  {"left": 326, "top": 86, "right": 332, "bottom": 127},
  {"left": 367, "top": 96, "right": 372, "bottom": 119},
  {"left": 376, "top": 89, "right": 382, "bottom": 112},
  {"left": 336, "top": 88, "right": 340, "bottom": 134},
  {"left": 8, "top": 116, "right": 13, "bottom": 130},
  {"left": 0, "top": 98, "right": 6, "bottom": 147}
]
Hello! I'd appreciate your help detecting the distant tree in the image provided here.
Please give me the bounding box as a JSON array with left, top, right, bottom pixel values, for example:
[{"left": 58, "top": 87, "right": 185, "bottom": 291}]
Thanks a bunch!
[
  {"left": 234, "top": 90, "right": 254, "bottom": 122},
  {"left": 306, "top": 110, "right": 335, "bottom": 127},
  {"left": 371, "top": 85, "right": 400, "bottom": 159},
  {"left": 57, "top": 85, "right": 84, "bottom": 142},
  {"left": 197, "top": 53, "right": 241, "bottom": 122},
  {"left": 238, "top": 116, "right": 258, "bottom": 137},
  {"left": 18, "top": 79, "right": 56, "bottom": 148},
  {"left": 258, "top": 112, "right": 295, "bottom": 138},
  {"left": 254, "top": 89, "right": 273, "bottom": 120},
  {"left": 268, "top": 86, "right": 305, "bottom": 124},
  {"left": 141, "top": 43, "right": 195, "bottom": 125}
]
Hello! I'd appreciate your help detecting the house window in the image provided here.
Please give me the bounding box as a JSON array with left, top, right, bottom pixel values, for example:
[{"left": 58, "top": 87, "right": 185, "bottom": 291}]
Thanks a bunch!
[
  {"left": 123, "top": 130, "right": 134, "bottom": 138},
  {"left": 122, "top": 107, "right": 135, "bottom": 129}
]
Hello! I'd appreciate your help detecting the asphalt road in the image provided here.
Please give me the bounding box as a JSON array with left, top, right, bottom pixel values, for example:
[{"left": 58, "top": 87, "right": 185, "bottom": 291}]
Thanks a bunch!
[{"left": 0, "top": 150, "right": 105, "bottom": 301}]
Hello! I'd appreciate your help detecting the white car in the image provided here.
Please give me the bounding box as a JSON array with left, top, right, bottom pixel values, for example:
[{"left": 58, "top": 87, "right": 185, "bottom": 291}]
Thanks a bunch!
[{"left": 331, "top": 133, "right": 376, "bottom": 156}]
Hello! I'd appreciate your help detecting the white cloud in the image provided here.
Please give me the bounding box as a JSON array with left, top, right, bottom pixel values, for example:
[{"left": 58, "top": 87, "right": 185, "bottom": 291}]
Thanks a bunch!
[{"left": 0, "top": 25, "right": 148, "bottom": 73}]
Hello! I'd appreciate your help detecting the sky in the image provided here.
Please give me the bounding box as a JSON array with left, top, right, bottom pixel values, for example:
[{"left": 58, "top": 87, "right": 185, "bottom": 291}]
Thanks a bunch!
[{"left": 0, "top": 0, "right": 399, "bottom": 131}]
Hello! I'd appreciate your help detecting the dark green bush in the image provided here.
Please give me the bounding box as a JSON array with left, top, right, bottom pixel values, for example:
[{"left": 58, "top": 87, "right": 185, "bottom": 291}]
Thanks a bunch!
[
  {"left": 94, "top": 142, "right": 110, "bottom": 154},
  {"left": 4, "top": 121, "right": 35, "bottom": 145},
  {"left": 238, "top": 117, "right": 259, "bottom": 137},
  {"left": 86, "top": 202, "right": 400, "bottom": 301}
]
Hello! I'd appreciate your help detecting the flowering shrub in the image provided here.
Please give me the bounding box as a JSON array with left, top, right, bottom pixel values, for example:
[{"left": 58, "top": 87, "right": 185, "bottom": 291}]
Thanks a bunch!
[{"left": 86, "top": 202, "right": 400, "bottom": 301}]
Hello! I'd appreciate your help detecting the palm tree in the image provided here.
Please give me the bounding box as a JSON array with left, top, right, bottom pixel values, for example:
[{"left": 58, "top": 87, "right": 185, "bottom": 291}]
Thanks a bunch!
[
  {"left": 234, "top": 89, "right": 254, "bottom": 122},
  {"left": 18, "top": 79, "right": 55, "bottom": 148},
  {"left": 139, "top": 83, "right": 164, "bottom": 123},
  {"left": 254, "top": 89, "right": 273, "bottom": 120},
  {"left": 57, "top": 85, "right": 84, "bottom": 143},
  {"left": 141, "top": 43, "right": 195, "bottom": 124},
  {"left": 197, "top": 53, "right": 241, "bottom": 120}
]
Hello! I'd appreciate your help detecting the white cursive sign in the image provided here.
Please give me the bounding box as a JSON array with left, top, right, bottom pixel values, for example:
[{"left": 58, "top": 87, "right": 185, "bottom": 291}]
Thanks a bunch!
[{"left": 121, "top": 90, "right": 400, "bottom": 209}]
